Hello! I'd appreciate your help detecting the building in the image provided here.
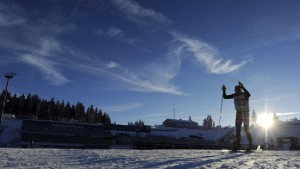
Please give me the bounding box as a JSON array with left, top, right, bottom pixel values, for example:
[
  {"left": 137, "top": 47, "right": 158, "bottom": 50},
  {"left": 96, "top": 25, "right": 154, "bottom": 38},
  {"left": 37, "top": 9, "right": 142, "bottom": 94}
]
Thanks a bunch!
[
  {"left": 162, "top": 117, "right": 198, "bottom": 129},
  {"left": 19, "top": 119, "right": 111, "bottom": 148}
]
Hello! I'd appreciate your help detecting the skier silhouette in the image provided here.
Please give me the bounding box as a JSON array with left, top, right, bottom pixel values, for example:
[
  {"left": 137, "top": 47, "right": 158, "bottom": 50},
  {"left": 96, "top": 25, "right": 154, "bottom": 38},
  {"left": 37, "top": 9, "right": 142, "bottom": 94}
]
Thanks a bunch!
[{"left": 222, "top": 82, "right": 253, "bottom": 151}]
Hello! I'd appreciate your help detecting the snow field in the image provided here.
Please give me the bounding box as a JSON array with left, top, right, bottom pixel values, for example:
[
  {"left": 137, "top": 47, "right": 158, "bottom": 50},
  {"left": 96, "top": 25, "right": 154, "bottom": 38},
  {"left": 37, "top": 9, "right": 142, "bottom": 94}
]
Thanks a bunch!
[{"left": 0, "top": 148, "right": 300, "bottom": 169}]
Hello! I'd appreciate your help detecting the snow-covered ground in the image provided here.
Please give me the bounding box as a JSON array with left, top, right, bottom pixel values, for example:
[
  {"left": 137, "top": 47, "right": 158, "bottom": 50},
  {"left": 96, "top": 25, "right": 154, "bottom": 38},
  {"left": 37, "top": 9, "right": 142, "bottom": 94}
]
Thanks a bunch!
[{"left": 0, "top": 148, "right": 299, "bottom": 169}]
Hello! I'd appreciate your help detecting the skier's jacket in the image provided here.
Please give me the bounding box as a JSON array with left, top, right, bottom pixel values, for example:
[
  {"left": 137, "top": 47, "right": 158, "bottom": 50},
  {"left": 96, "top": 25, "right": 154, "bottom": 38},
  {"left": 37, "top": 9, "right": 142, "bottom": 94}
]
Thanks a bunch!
[{"left": 223, "top": 87, "right": 251, "bottom": 111}]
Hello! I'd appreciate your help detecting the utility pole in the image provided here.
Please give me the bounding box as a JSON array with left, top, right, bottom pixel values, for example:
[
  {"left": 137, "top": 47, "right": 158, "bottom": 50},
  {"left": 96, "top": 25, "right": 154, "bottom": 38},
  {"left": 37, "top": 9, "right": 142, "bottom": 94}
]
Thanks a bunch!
[
  {"left": 173, "top": 103, "right": 176, "bottom": 119},
  {"left": 1, "top": 72, "right": 16, "bottom": 126}
]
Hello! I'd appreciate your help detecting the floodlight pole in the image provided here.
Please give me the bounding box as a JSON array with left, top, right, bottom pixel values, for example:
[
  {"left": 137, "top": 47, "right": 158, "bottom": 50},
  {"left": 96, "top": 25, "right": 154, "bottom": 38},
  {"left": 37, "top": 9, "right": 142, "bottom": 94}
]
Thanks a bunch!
[{"left": 1, "top": 72, "right": 16, "bottom": 126}]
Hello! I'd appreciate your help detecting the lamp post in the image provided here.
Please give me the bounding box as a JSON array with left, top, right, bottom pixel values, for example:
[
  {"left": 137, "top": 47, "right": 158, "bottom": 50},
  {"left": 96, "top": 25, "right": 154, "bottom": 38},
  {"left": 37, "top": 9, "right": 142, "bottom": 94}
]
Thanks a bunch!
[{"left": 1, "top": 72, "right": 16, "bottom": 126}]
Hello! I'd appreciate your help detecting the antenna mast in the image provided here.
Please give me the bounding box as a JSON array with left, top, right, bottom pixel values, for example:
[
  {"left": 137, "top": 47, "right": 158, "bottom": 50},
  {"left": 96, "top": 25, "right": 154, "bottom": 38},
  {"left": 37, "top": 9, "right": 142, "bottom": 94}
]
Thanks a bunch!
[{"left": 173, "top": 103, "right": 176, "bottom": 119}]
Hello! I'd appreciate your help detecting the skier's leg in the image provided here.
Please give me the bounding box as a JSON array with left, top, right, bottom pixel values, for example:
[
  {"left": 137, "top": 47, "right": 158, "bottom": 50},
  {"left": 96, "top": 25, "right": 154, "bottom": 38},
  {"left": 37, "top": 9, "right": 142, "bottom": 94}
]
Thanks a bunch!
[
  {"left": 244, "top": 126, "right": 252, "bottom": 143},
  {"left": 243, "top": 110, "right": 252, "bottom": 144},
  {"left": 236, "top": 111, "right": 243, "bottom": 144},
  {"left": 234, "top": 111, "right": 242, "bottom": 150},
  {"left": 244, "top": 110, "right": 253, "bottom": 151}
]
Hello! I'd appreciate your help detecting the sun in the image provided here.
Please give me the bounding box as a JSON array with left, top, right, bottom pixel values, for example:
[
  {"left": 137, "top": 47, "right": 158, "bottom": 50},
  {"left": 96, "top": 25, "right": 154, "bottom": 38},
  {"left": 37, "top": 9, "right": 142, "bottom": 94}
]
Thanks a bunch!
[{"left": 257, "top": 113, "right": 273, "bottom": 129}]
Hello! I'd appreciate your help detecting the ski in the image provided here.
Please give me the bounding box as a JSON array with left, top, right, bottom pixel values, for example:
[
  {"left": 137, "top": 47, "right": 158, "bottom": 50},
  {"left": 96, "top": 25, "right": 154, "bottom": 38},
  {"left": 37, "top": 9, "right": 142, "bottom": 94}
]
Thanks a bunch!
[
  {"left": 230, "top": 150, "right": 255, "bottom": 153},
  {"left": 221, "top": 149, "right": 256, "bottom": 153}
]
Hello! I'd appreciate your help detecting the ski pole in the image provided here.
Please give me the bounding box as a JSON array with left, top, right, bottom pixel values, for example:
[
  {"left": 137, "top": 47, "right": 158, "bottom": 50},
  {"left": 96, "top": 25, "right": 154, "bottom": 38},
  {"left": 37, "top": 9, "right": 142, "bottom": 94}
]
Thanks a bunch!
[{"left": 219, "top": 93, "right": 223, "bottom": 127}]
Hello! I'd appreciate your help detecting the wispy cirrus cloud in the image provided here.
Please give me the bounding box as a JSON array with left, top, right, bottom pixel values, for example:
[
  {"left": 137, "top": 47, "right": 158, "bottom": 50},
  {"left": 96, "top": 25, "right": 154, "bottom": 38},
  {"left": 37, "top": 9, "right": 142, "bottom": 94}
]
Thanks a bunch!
[
  {"left": 146, "top": 113, "right": 170, "bottom": 117},
  {"left": 102, "top": 102, "right": 143, "bottom": 113},
  {"left": 252, "top": 14, "right": 300, "bottom": 46},
  {"left": 276, "top": 112, "right": 300, "bottom": 116},
  {"left": 146, "top": 111, "right": 187, "bottom": 117},
  {"left": 106, "top": 61, "right": 119, "bottom": 68},
  {"left": 20, "top": 54, "right": 70, "bottom": 86},
  {"left": 0, "top": 2, "right": 73, "bottom": 85},
  {"left": 110, "top": 0, "right": 172, "bottom": 31},
  {"left": 97, "top": 27, "right": 142, "bottom": 45},
  {"left": 170, "top": 32, "right": 252, "bottom": 74},
  {"left": 0, "top": 1, "right": 26, "bottom": 26},
  {"left": 73, "top": 60, "right": 185, "bottom": 95},
  {"left": 251, "top": 94, "right": 294, "bottom": 103}
]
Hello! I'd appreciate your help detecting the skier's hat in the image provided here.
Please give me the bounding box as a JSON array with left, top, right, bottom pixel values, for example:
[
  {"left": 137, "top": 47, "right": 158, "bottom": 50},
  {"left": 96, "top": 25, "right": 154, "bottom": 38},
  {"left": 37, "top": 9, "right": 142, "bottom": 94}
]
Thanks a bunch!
[{"left": 235, "top": 85, "right": 241, "bottom": 92}]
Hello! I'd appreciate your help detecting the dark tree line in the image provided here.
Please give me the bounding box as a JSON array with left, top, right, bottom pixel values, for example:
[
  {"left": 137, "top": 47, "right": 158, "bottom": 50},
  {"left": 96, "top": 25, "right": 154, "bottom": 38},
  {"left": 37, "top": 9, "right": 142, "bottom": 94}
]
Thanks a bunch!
[
  {"left": 128, "top": 119, "right": 145, "bottom": 126},
  {"left": 0, "top": 90, "right": 111, "bottom": 124}
]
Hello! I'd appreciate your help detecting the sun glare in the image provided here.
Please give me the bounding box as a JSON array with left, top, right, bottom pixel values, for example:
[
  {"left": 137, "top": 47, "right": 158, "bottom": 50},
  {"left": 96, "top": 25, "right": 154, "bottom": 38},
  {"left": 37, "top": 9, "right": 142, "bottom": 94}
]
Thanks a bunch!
[{"left": 257, "top": 113, "right": 273, "bottom": 129}]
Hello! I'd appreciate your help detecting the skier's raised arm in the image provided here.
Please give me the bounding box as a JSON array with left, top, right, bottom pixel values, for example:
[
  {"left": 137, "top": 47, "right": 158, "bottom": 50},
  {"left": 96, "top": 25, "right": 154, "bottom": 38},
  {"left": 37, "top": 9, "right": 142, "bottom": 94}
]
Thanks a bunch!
[
  {"left": 239, "top": 81, "right": 251, "bottom": 98},
  {"left": 222, "top": 85, "right": 234, "bottom": 99}
]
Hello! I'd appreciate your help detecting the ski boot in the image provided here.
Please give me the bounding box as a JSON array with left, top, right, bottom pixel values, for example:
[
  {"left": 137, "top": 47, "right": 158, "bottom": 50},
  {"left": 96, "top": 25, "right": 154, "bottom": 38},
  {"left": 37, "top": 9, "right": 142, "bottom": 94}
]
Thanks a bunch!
[
  {"left": 232, "top": 144, "right": 241, "bottom": 152},
  {"left": 246, "top": 144, "right": 253, "bottom": 152}
]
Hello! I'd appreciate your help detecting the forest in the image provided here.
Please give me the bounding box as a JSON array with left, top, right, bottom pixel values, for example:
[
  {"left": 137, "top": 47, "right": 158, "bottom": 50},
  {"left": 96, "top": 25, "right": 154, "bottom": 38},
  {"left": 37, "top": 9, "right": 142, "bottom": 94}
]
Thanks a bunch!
[
  {"left": 0, "top": 90, "right": 111, "bottom": 124},
  {"left": 0, "top": 89, "right": 221, "bottom": 127}
]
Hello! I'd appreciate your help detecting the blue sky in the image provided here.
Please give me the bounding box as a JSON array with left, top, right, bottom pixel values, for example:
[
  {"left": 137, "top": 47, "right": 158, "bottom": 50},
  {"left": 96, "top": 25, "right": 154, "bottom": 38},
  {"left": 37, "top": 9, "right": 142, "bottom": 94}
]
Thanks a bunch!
[{"left": 1, "top": 0, "right": 300, "bottom": 126}]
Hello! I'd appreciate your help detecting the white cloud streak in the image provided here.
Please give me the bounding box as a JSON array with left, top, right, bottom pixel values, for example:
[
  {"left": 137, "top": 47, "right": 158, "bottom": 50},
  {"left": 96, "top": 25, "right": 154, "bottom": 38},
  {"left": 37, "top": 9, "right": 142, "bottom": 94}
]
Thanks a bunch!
[
  {"left": 276, "top": 112, "right": 300, "bottom": 116},
  {"left": 252, "top": 15, "right": 300, "bottom": 46},
  {"left": 251, "top": 95, "right": 293, "bottom": 103},
  {"left": 110, "top": 0, "right": 172, "bottom": 31},
  {"left": 20, "top": 54, "right": 70, "bottom": 86},
  {"left": 0, "top": 1, "right": 74, "bottom": 85},
  {"left": 102, "top": 102, "right": 143, "bottom": 113},
  {"left": 171, "top": 32, "right": 252, "bottom": 74},
  {"left": 106, "top": 61, "right": 119, "bottom": 68},
  {"left": 146, "top": 113, "right": 170, "bottom": 117},
  {"left": 0, "top": 1, "right": 26, "bottom": 26},
  {"left": 107, "top": 27, "right": 123, "bottom": 37},
  {"left": 73, "top": 61, "right": 185, "bottom": 95},
  {"left": 105, "top": 26, "right": 142, "bottom": 44}
]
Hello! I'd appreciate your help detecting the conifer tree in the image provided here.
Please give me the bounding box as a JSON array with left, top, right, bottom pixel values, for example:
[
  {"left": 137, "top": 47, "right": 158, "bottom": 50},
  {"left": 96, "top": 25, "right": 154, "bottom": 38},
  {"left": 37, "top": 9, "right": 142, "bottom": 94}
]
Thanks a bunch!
[
  {"left": 252, "top": 110, "right": 257, "bottom": 126},
  {"left": 0, "top": 90, "right": 112, "bottom": 124},
  {"left": 203, "top": 114, "right": 215, "bottom": 129}
]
